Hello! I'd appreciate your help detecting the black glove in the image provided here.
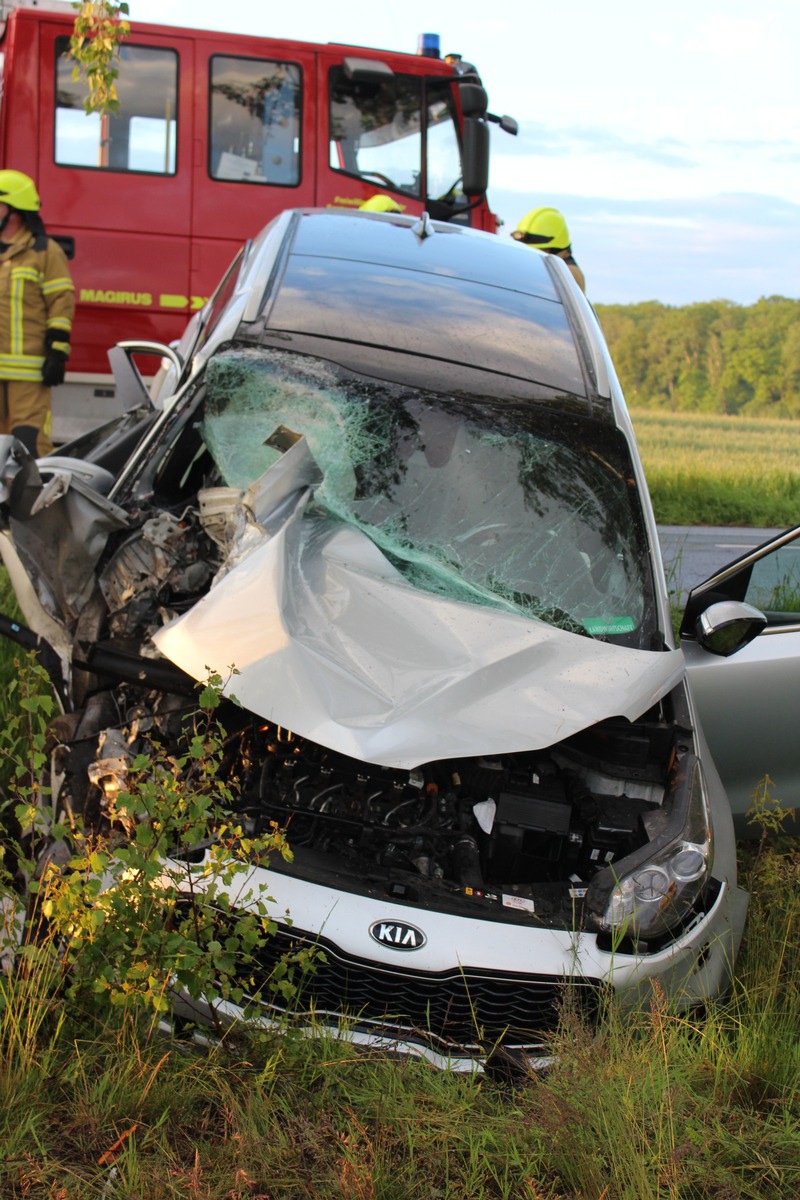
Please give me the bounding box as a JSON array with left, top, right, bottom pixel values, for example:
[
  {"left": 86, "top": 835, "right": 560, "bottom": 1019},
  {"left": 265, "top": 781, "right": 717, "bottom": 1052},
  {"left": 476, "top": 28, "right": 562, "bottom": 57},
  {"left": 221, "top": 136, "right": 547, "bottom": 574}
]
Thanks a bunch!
[
  {"left": 41, "top": 350, "right": 67, "bottom": 387},
  {"left": 41, "top": 328, "right": 70, "bottom": 388}
]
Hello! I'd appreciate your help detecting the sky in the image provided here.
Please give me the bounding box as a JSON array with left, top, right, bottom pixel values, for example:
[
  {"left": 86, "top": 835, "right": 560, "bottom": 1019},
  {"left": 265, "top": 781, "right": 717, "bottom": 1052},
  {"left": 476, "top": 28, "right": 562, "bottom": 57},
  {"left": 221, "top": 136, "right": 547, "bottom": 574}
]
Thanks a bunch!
[{"left": 130, "top": 0, "right": 799, "bottom": 306}]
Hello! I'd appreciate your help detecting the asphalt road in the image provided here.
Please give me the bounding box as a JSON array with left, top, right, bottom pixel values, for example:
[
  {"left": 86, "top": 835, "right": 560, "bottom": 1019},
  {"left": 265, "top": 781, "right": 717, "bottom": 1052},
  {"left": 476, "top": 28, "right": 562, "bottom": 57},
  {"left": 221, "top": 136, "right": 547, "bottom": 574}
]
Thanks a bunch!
[{"left": 657, "top": 525, "right": 786, "bottom": 602}]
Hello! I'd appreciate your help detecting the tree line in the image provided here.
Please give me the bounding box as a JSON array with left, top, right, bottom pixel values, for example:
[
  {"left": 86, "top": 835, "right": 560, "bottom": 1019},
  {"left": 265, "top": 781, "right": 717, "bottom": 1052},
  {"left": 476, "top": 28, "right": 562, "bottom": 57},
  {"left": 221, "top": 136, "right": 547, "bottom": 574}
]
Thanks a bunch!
[{"left": 594, "top": 296, "right": 800, "bottom": 417}]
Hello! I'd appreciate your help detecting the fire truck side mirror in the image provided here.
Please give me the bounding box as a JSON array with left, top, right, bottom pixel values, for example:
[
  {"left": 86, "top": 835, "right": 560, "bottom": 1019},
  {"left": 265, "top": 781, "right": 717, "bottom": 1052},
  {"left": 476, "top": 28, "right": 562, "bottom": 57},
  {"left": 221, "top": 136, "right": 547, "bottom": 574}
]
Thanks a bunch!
[
  {"left": 461, "top": 118, "right": 490, "bottom": 196},
  {"left": 495, "top": 114, "right": 519, "bottom": 136},
  {"left": 458, "top": 83, "right": 488, "bottom": 117}
]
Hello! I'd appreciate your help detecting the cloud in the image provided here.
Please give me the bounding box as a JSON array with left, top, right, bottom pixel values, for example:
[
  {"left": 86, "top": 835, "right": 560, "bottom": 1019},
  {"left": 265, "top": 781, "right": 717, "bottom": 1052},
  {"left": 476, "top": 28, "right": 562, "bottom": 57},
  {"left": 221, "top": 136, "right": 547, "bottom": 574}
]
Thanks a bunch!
[
  {"left": 703, "top": 136, "right": 800, "bottom": 167},
  {"left": 507, "top": 123, "right": 698, "bottom": 169},
  {"left": 460, "top": 16, "right": 513, "bottom": 35},
  {"left": 489, "top": 191, "right": 800, "bottom": 306},
  {"left": 584, "top": 213, "right": 699, "bottom": 231},
  {"left": 505, "top": 122, "right": 798, "bottom": 174},
  {"left": 685, "top": 14, "right": 764, "bottom": 56},
  {"left": 489, "top": 118, "right": 799, "bottom": 205}
]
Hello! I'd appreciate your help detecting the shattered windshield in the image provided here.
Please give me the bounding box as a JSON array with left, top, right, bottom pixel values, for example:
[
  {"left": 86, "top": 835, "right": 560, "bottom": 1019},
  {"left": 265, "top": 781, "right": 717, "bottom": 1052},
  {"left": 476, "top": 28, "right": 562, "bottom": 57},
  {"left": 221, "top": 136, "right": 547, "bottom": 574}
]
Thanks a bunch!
[{"left": 201, "top": 349, "right": 657, "bottom": 646}]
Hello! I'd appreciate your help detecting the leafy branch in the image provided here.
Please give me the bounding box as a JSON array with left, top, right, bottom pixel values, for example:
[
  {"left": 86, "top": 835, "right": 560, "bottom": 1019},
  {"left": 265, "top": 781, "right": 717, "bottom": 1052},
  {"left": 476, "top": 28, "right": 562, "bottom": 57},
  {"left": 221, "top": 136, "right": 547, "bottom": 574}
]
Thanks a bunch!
[
  {"left": 0, "top": 659, "right": 313, "bottom": 1041},
  {"left": 70, "top": 1, "right": 131, "bottom": 115}
]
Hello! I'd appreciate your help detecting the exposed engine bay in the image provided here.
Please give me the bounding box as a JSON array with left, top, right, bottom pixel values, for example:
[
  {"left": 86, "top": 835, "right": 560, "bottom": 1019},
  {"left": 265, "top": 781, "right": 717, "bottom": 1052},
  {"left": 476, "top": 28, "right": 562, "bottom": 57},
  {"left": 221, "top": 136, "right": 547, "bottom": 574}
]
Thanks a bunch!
[
  {"left": 52, "top": 676, "right": 685, "bottom": 935},
  {"left": 209, "top": 708, "right": 678, "bottom": 929},
  {"left": 9, "top": 495, "right": 679, "bottom": 928},
  {"left": 23, "top": 492, "right": 686, "bottom": 934}
]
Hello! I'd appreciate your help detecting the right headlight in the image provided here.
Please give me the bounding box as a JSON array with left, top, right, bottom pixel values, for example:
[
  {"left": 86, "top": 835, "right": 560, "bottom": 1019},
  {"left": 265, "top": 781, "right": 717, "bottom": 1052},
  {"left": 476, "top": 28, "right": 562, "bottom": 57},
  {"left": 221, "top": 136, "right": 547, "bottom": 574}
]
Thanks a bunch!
[{"left": 586, "top": 754, "right": 713, "bottom": 943}]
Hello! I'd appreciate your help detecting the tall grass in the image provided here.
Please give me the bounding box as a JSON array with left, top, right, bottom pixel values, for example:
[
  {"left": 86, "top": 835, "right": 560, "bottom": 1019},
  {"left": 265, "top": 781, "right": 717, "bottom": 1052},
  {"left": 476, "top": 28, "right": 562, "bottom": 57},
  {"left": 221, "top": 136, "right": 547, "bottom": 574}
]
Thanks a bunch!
[
  {"left": 2, "top": 866, "right": 799, "bottom": 1198},
  {"left": 630, "top": 409, "right": 800, "bottom": 527}
]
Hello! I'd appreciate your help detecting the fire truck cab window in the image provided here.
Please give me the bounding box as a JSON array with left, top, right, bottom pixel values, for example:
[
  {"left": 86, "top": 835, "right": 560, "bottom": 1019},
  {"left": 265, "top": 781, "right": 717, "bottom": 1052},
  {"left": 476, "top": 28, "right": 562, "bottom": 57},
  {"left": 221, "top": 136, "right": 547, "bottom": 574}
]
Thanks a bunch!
[
  {"left": 329, "top": 69, "right": 422, "bottom": 198},
  {"left": 209, "top": 56, "right": 301, "bottom": 185},
  {"left": 55, "top": 40, "right": 177, "bottom": 174}
]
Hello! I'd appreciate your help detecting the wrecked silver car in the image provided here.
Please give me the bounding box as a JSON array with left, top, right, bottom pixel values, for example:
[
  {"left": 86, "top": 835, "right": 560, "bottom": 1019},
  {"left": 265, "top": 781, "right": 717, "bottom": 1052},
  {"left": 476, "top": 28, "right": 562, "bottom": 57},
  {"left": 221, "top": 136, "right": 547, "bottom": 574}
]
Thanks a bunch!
[{"left": 0, "top": 209, "right": 757, "bottom": 1067}]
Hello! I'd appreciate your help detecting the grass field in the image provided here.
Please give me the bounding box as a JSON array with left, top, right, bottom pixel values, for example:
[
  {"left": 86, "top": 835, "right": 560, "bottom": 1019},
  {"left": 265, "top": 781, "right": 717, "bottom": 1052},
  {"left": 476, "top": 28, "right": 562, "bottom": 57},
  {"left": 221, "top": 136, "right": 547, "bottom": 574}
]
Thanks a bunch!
[{"left": 629, "top": 409, "right": 800, "bottom": 527}]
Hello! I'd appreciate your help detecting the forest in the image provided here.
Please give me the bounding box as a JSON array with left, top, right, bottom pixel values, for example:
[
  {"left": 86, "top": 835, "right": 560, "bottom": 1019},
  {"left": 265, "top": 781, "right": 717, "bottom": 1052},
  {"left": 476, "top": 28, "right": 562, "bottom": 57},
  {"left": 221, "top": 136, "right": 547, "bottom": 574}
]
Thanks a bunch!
[{"left": 595, "top": 295, "right": 800, "bottom": 416}]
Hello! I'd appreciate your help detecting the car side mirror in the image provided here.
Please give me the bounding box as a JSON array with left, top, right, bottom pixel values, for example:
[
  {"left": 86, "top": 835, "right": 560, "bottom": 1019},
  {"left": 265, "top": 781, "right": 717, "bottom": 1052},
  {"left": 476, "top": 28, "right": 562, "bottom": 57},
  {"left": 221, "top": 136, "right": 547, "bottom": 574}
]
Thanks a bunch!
[
  {"left": 695, "top": 600, "right": 767, "bottom": 657},
  {"left": 108, "top": 341, "right": 184, "bottom": 413}
]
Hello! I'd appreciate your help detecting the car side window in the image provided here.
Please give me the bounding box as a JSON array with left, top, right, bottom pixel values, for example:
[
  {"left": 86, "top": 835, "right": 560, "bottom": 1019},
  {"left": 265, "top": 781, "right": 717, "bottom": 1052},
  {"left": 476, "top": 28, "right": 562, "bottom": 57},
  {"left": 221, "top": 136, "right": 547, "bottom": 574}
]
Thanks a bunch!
[
  {"left": 55, "top": 39, "right": 178, "bottom": 174},
  {"left": 743, "top": 539, "right": 800, "bottom": 620},
  {"left": 209, "top": 56, "right": 301, "bottom": 185}
]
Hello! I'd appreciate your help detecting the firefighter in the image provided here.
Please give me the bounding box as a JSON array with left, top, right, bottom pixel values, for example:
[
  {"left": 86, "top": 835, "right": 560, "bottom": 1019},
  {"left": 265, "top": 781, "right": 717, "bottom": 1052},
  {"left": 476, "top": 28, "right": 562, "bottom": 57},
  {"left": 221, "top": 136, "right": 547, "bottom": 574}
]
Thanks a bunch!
[
  {"left": 359, "top": 194, "right": 404, "bottom": 213},
  {"left": 512, "top": 206, "right": 586, "bottom": 294},
  {"left": 0, "top": 169, "right": 75, "bottom": 457}
]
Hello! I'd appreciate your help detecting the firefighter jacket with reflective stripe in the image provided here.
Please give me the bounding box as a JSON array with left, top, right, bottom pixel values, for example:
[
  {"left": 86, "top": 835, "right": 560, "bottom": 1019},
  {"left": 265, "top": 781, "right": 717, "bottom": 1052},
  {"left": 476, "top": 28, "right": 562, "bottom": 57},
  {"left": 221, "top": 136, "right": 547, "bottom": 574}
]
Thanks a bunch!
[{"left": 0, "top": 229, "right": 75, "bottom": 381}]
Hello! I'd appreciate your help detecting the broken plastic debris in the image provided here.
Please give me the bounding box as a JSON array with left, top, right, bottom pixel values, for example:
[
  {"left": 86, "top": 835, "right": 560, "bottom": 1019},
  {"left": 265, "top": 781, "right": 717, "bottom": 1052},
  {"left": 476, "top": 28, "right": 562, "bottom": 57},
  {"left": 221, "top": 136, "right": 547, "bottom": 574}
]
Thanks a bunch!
[
  {"left": 87, "top": 728, "right": 135, "bottom": 800},
  {"left": 198, "top": 487, "right": 245, "bottom": 549},
  {"left": 29, "top": 469, "right": 71, "bottom": 515},
  {"left": 472, "top": 798, "right": 496, "bottom": 834}
]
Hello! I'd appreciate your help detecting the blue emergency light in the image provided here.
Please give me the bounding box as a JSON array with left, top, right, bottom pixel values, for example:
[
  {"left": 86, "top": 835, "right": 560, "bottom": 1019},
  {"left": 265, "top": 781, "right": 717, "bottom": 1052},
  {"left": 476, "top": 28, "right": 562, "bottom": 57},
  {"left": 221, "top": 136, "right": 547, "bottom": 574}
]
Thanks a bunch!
[{"left": 417, "top": 33, "right": 440, "bottom": 59}]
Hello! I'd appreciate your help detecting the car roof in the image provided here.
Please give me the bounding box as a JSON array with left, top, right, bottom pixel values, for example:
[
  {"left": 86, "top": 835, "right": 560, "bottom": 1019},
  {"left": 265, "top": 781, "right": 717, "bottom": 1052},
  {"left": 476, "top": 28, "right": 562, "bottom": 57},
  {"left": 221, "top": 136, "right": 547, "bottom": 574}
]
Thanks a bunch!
[{"left": 236, "top": 210, "right": 593, "bottom": 406}]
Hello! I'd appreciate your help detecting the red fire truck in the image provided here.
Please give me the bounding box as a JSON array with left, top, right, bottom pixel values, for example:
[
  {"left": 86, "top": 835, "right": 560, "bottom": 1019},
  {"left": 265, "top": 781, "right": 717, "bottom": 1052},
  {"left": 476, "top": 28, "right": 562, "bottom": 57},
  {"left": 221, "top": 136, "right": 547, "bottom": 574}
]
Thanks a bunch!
[{"left": 0, "top": 0, "right": 516, "bottom": 437}]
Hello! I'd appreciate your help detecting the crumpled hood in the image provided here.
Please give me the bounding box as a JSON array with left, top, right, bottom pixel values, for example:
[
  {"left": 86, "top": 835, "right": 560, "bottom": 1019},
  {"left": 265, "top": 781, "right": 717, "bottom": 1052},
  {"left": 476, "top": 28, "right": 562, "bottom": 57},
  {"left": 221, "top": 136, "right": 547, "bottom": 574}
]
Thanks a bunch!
[{"left": 155, "top": 504, "right": 683, "bottom": 769}]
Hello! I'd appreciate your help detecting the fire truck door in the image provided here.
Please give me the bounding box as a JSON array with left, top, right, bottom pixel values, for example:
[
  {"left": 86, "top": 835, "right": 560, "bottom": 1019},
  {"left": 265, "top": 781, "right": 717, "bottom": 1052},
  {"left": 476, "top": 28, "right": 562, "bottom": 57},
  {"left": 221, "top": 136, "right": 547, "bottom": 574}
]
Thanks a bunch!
[
  {"left": 36, "top": 21, "right": 195, "bottom": 377},
  {"left": 190, "top": 38, "right": 318, "bottom": 299},
  {"left": 317, "top": 48, "right": 429, "bottom": 216}
]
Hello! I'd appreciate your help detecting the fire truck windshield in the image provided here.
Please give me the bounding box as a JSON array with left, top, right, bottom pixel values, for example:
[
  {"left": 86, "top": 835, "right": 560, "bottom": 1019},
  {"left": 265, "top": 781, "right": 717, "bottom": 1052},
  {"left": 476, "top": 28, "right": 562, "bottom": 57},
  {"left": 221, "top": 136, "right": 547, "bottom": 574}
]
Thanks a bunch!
[{"left": 329, "top": 69, "right": 463, "bottom": 208}]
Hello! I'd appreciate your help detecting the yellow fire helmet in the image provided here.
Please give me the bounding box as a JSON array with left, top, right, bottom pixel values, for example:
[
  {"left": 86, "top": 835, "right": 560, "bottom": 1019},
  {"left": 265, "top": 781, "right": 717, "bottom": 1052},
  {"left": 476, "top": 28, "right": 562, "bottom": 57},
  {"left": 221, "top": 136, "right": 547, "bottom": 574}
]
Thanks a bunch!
[
  {"left": 0, "top": 169, "right": 41, "bottom": 212},
  {"left": 512, "top": 206, "right": 571, "bottom": 250},
  {"left": 360, "top": 194, "right": 403, "bottom": 214}
]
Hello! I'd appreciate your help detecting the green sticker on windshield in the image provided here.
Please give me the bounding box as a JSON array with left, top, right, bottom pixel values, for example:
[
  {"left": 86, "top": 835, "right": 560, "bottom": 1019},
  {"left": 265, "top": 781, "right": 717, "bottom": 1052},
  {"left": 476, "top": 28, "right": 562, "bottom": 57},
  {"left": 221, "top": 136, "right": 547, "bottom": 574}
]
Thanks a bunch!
[{"left": 582, "top": 616, "right": 637, "bottom": 636}]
